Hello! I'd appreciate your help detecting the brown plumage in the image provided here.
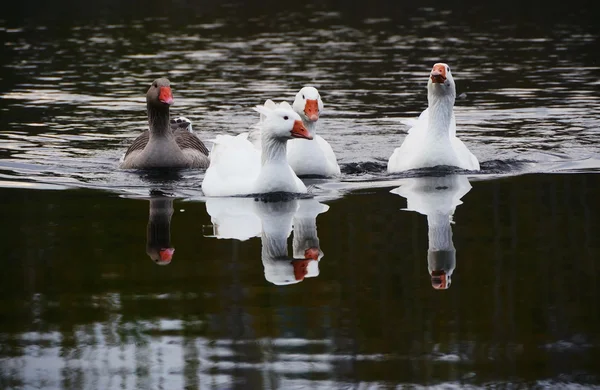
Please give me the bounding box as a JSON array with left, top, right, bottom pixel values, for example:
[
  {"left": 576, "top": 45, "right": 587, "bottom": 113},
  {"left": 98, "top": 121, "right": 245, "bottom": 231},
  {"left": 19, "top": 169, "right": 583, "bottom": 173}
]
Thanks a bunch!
[
  {"left": 120, "top": 78, "right": 210, "bottom": 169},
  {"left": 123, "top": 122, "right": 210, "bottom": 158}
]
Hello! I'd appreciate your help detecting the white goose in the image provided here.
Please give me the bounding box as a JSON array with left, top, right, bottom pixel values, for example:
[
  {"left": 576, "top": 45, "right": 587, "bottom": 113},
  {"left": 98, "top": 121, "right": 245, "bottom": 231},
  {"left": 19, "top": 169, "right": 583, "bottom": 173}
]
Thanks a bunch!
[
  {"left": 202, "top": 106, "right": 312, "bottom": 197},
  {"left": 387, "top": 63, "right": 480, "bottom": 173},
  {"left": 251, "top": 87, "right": 340, "bottom": 177}
]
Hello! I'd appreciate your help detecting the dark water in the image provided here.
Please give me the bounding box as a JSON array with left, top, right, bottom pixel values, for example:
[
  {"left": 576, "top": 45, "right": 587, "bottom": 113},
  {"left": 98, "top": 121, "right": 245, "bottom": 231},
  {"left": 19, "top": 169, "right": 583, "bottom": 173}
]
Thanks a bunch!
[{"left": 1, "top": 0, "right": 600, "bottom": 388}]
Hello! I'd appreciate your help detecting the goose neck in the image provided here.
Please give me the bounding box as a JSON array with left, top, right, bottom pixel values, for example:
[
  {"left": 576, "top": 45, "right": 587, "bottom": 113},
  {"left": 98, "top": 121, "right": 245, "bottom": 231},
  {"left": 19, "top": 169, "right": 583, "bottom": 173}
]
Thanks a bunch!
[
  {"left": 148, "top": 103, "right": 171, "bottom": 138},
  {"left": 261, "top": 135, "right": 288, "bottom": 166},
  {"left": 303, "top": 119, "right": 318, "bottom": 138},
  {"left": 426, "top": 94, "right": 454, "bottom": 139},
  {"left": 292, "top": 216, "right": 319, "bottom": 257},
  {"left": 261, "top": 231, "right": 289, "bottom": 261},
  {"left": 427, "top": 212, "right": 454, "bottom": 251}
]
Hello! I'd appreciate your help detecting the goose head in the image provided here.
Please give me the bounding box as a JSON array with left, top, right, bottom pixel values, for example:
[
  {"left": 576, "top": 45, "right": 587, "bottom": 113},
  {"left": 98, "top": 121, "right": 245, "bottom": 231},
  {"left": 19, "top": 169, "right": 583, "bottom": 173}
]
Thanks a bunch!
[
  {"left": 147, "top": 247, "right": 175, "bottom": 266},
  {"left": 147, "top": 78, "right": 174, "bottom": 108},
  {"left": 254, "top": 106, "right": 312, "bottom": 141},
  {"left": 428, "top": 250, "right": 456, "bottom": 290},
  {"left": 427, "top": 63, "right": 456, "bottom": 102},
  {"left": 292, "top": 87, "right": 323, "bottom": 123}
]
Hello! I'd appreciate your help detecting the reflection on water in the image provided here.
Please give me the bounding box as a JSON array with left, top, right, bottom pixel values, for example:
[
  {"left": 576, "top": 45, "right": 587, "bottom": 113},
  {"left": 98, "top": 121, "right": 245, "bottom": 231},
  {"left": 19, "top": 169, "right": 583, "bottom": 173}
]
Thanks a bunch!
[
  {"left": 146, "top": 197, "right": 175, "bottom": 265},
  {"left": 1, "top": 174, "right": 600, "bottom": 388},
  {"left": 205, "top": 197, "right": 328, "bottom": 285},
  {"left": 256, "top": 199, "right": 326, "bottom": 285},
  {"left": 204, "top": 198, "right": 261, "bottom": 240},
  {"left": 391, "top": 175, "right": 471, "bottom": 289}
]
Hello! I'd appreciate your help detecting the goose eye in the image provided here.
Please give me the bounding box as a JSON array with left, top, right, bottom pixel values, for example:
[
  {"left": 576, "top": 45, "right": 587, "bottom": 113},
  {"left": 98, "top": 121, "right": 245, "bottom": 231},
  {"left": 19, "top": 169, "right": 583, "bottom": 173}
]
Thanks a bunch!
[
  {"left": 302, "top": 95, "right": 305, "bottom": 99},
  {"left": 283, "top": 116, "right": 289, "bottom": 120}
]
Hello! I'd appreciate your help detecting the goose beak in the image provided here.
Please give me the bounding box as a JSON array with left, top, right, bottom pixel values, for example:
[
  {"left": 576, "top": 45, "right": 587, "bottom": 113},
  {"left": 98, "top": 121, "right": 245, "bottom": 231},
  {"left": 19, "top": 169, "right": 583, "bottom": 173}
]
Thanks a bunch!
[
  {"left": 159, "top": 247, "right": 175, "bottom": 264},
  {"left": 304, "top": 247, "right": 320, "bottom": 260},
  {"left": 304, "top": 99, "right": 320, "bottom": 121},
  {"left": 159, "top": 86, "right": 174, "bottom": 105},
  {"left": 430, "top": 64, "right": 447, "bottom": 84},
  {"left": 291, "top": 120, "right": 313, "bottom": 140},
  {"left": 292, "top": 259, "right": 312, "bottom": 281},
  {"left": 430, "top": 270, "right": 448, "bottom": 289}
]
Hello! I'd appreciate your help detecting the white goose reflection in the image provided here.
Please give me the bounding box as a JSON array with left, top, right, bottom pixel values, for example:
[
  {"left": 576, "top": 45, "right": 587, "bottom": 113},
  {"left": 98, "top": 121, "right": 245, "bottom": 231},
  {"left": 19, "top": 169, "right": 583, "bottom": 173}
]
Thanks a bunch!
[
  {"left": 391, "top": 175, "right": 472, "bottom": 289},
  {"left": 204, "top": 197, "right": 329, "bottom": 285},
  {"left": 205, "top": 198, "right": 261, "bottom": 241}
]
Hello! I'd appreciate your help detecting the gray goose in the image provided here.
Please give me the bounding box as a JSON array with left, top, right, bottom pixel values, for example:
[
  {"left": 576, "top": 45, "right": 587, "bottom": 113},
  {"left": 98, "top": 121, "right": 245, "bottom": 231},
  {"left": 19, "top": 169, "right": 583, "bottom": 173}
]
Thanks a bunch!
[{"left": 120, "top": 78, "right": 209, "bottom": 169}]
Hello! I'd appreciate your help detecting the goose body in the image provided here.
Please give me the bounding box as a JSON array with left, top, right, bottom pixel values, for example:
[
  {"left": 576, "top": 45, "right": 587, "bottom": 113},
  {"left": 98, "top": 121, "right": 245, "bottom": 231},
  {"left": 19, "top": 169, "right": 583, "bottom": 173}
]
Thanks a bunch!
[
  {"left": 387, "top": 64, "right": 479, "bottom": 173},
  {"left": 251, "top": 87, "right": 340, "bottom": 177},
  {"left": 202, "top": 106, "right": 311, "bottom": 197},
  {"left": 120, "top": 78, "right": 209, "bottom": 169}
]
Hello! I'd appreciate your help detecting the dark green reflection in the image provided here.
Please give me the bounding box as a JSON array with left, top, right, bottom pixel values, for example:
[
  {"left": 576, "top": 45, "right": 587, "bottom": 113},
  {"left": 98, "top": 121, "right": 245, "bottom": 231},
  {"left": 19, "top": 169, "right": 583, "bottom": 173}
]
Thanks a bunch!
[{"left": 1, "top": 173, "right": 599, "bottom": 388}]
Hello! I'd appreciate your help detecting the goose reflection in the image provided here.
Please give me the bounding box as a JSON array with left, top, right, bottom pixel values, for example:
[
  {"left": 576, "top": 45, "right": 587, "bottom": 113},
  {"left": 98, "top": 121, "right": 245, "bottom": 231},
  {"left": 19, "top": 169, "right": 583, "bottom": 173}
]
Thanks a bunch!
[
  {"left": 292, "top": 199, "right": 329, "bottom": 280},
  {"left": 391, "top": 175, "right": 472, "bottom": 289},
  {"left": 204, "top": 197, "right": 328, "bottom": 285},
  {"left": 255, "top": 199, "right": 328, "bottom": 285},
  {"left": 204, "top": 198, "right": 261, "bottom": 241},
  {"left": 146, "top": 197, "right": 175, "bottom": 265}
]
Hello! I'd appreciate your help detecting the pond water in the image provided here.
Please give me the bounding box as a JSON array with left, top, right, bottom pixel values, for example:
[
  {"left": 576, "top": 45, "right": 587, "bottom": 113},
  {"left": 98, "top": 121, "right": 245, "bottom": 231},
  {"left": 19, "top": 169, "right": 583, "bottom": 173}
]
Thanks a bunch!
[{"left": 1, "top": 0, "right": 599, "bottom": 388}]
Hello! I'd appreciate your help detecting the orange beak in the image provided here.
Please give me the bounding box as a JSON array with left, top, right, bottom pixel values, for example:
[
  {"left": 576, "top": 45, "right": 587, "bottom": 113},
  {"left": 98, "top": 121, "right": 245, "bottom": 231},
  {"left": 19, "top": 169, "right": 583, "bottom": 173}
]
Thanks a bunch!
[
  {"left": 430, "top": 63, "right": 447, "bottom": 84},
  {"left": 431, "top": 270, "right": 448, "bottom": 289},
  {"left": 159, "top": 86, "right": 174, "bottom": 105},
  {"left": 159, "top": 247, "right": 174, "bottom": 263},
  {"left": 304, "top": 99, "right": 319, "bottom": 121},
  {"left": 292, "top": 259, "right": 311, "bottom": 281},
  {"left": 304, "top": 247, "right": 319, "bottom": 260},
  {"left": 291, "top": 120, "right": 313, "bottom": 140}
]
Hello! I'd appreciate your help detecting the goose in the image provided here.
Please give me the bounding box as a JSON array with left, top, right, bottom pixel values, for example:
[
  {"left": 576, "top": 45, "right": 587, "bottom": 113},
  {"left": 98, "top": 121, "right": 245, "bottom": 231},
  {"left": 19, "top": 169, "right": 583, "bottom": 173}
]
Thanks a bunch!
[
  {"left": 391, "top": 175, "right": 472, "bottom": 289},
  {"left": 387, "top": 64, "right": 480, "bottom": 173},
  {"left": 120, "top": 78, "right": 210, "bottom": 169},
  {"left": 202, "top": 106, "right": 312, "bottom": 197},
  {"left": 250, "top": 87, "right": 340, "bottom": 177}
]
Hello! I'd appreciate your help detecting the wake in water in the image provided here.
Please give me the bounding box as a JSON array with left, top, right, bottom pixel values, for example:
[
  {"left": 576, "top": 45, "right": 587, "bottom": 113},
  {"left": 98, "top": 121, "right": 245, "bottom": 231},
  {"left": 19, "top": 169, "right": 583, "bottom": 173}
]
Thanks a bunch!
[{"left": 338, "top": 158, "right": 532, "bottom": 182}]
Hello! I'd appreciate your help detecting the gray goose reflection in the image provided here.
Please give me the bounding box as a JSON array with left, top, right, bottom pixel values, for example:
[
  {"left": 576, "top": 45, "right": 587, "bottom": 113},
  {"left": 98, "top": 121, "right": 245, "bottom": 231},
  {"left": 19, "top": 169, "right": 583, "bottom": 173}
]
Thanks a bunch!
[
  {"left": 391, "top": 175, "right": 472, "bottom": 289},
  {"left": 146, "top": 197, "right": 175, "bottom": 265},
  {"left": 204, "top": 197, "right": 328, "bottom": 285}
]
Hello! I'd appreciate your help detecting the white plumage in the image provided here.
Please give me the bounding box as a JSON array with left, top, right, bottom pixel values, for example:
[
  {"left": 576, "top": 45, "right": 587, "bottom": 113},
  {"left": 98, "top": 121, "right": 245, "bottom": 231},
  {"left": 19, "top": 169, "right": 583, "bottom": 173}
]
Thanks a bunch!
[{"left": 388, "top": 63, "right": 480, "bottom": 173}]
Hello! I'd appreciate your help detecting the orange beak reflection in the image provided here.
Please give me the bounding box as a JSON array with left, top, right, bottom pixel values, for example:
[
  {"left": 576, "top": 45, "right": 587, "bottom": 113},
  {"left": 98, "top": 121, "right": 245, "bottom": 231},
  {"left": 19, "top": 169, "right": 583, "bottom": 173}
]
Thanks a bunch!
[
  {"left": 159, "top": 86, "right": 174, "bottom": 105},
  {"left": 304, "top": 247, "right": 320, "bottom": 260},
  {"left": 431, "top": 270, "right": 448, "bottom": 290},
  {"left": 158, "top": 247, "right": 174, "bottom": 265},
  {"left": 290, "top": 119, "right": 313, "bottom": 140},
  {"left": 304, "top": 99, "right": 319, "bottom": 122},
  {"left": 292, "top": 259, "right": 312, "bottom": 281},
  {"left": 430, "top": 63, "right": 447, "bottom": 84}
]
